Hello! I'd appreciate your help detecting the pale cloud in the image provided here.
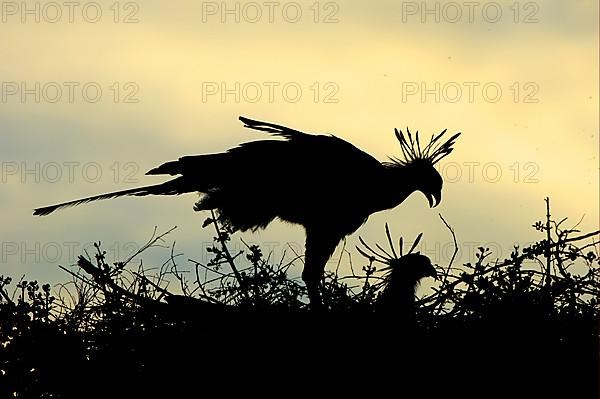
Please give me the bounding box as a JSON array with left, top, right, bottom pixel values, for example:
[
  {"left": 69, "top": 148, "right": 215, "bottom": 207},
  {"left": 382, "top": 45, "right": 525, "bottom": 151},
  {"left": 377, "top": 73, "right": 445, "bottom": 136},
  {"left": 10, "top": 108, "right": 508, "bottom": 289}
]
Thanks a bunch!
[{"left": 0, "top": 0, "right": 597, "bottom": 284}]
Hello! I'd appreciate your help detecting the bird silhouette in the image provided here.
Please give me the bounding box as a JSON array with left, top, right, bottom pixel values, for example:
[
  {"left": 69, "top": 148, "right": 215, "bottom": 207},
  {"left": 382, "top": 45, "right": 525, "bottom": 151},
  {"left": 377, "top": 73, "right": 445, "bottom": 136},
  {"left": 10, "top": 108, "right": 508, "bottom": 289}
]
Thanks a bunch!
[
  {"left": 357, "top": 228, "right": 436, "bottom": 319},
  {"left": 34, "top": 116, "right": 460, "bottom": 306},
  {"left": 380, "top": 252, "right": 436, "bottom": 318}
]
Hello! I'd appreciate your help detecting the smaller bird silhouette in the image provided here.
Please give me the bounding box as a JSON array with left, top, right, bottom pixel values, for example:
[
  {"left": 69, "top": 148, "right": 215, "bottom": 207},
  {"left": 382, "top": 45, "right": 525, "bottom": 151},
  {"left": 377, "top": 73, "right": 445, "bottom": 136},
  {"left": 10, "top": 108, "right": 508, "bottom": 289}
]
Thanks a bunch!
[
  {"left": 34, "top": 116, "right": 459, "bottom": 306},
  {"left": 357, "top": 227, "right": 436, "bottom": 319}
]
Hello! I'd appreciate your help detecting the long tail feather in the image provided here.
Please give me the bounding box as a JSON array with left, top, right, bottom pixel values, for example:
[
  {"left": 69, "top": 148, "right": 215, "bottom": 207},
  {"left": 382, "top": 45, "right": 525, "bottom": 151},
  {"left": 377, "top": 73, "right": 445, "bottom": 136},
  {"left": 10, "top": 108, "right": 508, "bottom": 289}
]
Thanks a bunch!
[{"left": 33, "top": 178, "right": 184, "bottom": 216}]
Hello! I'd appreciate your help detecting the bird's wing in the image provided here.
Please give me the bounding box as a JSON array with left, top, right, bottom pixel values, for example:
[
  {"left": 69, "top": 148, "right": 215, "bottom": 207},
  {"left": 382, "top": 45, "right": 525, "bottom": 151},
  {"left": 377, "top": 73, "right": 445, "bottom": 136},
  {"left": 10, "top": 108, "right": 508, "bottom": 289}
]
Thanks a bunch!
[
  {"left": 147, "top": 117, "right": 312, "bottom": 176},
  {"left": 147, "top": 117, "right": 383, "bottom": 182},
  {"left": 239, "top": 116, "right": 310, "bottom": 140},
  {"left": 238, "top": 116, "right": 382, "bottom": 167}
]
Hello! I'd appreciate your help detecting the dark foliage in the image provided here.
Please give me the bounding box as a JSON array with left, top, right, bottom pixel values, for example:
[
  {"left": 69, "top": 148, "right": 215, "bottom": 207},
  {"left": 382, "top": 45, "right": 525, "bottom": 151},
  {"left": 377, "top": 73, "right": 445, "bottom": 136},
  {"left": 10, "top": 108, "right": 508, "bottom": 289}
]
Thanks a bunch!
[{"left": 2, "top": 200, "right": 599, "bottom": 398}]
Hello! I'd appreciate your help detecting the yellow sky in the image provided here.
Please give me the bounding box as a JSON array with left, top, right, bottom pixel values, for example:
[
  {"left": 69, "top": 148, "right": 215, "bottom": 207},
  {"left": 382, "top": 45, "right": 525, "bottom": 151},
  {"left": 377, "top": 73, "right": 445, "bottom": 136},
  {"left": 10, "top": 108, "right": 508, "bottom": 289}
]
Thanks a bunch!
[{"left": 0, "top": 0, "right": 598, "bottom": 283}]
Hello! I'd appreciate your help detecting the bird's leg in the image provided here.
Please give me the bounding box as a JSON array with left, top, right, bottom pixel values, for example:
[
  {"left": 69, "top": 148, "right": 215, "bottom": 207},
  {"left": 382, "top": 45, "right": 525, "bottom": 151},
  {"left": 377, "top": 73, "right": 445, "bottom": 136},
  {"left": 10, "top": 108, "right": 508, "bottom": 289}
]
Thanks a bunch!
[
  {"left": 303, "top": 276, "right": 322, "bottom": 309},
  {"left": 303, "top": 230, "right": 341, "bottom": 309}
]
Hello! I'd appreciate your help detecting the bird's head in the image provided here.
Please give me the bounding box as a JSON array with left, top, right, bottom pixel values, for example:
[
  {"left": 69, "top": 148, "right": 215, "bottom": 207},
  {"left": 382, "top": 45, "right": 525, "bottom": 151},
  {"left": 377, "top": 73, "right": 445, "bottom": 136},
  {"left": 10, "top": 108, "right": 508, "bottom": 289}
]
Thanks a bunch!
[
  {"left": 405, "top": 159, "right": 443, "bottom": 208},
  {"left": 387, "top": 252, "right": 437, "bottom": 284},
  {"left": 387, "top": 127, "right": 460, "bottom": 208},
  {"left": 357, "top": 228, "right": 438, "bottom": 289}
]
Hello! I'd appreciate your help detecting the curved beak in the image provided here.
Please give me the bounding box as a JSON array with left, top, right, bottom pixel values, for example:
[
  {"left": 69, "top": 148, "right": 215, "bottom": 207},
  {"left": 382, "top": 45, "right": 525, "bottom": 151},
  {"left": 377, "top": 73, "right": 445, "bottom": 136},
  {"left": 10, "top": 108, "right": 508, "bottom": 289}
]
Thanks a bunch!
[
  {"left": 420, "top": 262, "right": 438, "bottom": 281},
  {"left": 428, "top": 192, "right": 441, "bottom": 208},
  {"left": 427, "top": 264, "right": 438, "bottom": 280}
]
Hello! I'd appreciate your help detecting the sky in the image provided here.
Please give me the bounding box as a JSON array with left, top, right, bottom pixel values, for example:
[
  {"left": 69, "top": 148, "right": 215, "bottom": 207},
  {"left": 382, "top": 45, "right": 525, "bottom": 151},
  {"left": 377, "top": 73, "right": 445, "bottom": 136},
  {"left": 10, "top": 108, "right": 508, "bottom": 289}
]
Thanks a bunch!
[{"left": 0, "top": 0, "right": 598, "bottom": 290}]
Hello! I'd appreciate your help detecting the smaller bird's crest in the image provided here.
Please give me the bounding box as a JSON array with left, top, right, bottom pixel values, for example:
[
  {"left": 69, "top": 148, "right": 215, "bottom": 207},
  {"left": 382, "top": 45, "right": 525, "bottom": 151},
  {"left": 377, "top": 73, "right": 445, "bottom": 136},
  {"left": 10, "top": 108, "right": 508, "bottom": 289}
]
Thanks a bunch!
[{"left": 356, "top": 223, "right": 425, "bottom": 268}]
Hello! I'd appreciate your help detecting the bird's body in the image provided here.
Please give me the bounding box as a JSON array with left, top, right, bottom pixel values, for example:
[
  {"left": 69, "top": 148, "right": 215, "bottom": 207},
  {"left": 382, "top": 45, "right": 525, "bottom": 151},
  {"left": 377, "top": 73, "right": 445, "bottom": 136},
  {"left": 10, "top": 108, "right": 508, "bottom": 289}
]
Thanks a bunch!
[
  {"left": 147, "top": 125, "right": 412, "bottom": 232},
  {"left": 34, "top": 117, "right": 460, "bottom": 306},
  {"left": 378, "top": 253, "right": 437, "bottom": 320}
]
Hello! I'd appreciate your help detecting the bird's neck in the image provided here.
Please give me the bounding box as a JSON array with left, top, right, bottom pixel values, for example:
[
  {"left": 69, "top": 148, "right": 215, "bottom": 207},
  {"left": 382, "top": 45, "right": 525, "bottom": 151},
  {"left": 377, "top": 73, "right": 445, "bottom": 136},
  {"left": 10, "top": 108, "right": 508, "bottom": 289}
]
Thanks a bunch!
[
  {"left": 371, "top": 165, "right": 419, "bottom": 212},
  {"left": 380, "top": 277, "right": 418, "bottom": 316}
]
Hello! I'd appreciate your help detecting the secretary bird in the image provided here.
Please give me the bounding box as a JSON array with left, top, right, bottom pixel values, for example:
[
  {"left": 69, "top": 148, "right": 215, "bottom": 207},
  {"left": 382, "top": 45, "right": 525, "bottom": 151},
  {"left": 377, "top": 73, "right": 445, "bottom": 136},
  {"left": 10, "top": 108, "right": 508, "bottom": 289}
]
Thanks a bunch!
[{"left": 34, "top": 116, "right": 460, "bottom": 306}]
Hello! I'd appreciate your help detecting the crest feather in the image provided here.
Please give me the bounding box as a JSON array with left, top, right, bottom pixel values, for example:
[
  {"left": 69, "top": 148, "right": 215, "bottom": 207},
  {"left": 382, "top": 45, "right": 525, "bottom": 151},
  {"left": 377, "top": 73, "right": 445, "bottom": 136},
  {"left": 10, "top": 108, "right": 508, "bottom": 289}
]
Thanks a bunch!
[{"left": 393, "top": 127, "right": 460, "bottom": 165}]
